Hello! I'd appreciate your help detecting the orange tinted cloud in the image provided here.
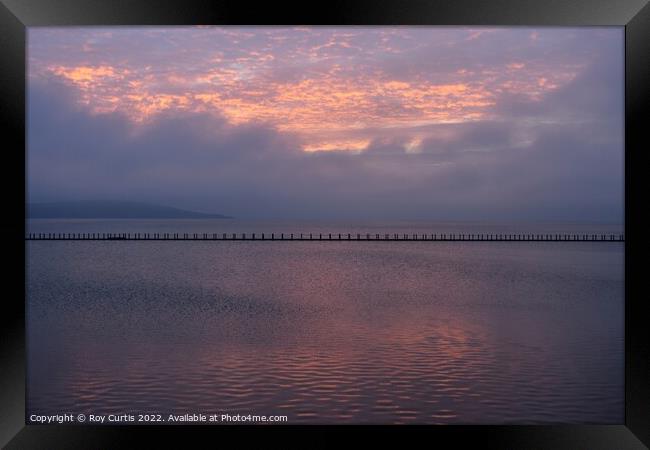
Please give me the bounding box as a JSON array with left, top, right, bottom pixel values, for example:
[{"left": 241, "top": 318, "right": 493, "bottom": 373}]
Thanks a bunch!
[
  {"left": 51, "top": 65, "right": 124, "bottom": 83},
  {"left": 303, "top": 139, "right": 371, "bottom": 153},
  {"left": 32, "top": 27, "right": 588, "bottom": 152}
]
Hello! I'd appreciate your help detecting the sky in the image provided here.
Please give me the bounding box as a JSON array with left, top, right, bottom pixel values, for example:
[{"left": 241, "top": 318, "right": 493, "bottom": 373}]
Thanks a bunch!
[{"left": 27, "top": 26, "right": 624, "bottom": 221}]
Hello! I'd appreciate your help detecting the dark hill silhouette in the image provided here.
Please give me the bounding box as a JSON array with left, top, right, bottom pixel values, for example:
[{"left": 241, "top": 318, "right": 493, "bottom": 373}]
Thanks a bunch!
[{"left": 27, "top": 201, "right": 231, "bottom": 219}]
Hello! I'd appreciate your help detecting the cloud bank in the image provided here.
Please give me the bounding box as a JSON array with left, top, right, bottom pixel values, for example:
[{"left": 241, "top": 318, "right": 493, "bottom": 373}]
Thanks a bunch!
[{"left": 27, "top": 27, "right": 623, "bottom": 221}]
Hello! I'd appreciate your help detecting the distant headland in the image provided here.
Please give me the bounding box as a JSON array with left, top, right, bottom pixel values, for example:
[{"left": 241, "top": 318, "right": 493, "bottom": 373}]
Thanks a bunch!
[{"left": 27, "top": 201, "right": 232, "bottom": 219}]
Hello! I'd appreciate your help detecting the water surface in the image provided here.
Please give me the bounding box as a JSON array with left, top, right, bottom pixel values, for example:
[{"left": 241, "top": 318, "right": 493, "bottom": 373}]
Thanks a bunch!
[{"left": 27, "top": 220, "right": 624, "bottom": 424}]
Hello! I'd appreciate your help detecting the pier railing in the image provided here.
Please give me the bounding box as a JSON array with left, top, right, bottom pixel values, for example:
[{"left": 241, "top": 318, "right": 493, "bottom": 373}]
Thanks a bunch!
[{"left": 25, "top": 232, "right": 625, "bottom": 242}]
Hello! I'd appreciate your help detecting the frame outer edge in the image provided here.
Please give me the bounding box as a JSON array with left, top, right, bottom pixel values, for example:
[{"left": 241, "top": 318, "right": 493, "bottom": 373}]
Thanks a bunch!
[{"left": 0, "top": 1, "right": 26, "bottom": 448}]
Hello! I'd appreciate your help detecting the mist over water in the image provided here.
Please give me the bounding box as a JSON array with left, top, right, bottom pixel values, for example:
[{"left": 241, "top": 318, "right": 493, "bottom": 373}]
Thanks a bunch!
[{"left": 26, "top": 219, "right": 624, "bottom": 424}]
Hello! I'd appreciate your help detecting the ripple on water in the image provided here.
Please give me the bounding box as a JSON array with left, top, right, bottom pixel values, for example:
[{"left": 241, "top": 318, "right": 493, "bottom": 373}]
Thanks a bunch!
[{"left": 27, "top": 241, "right": 624, "bottom": 424}]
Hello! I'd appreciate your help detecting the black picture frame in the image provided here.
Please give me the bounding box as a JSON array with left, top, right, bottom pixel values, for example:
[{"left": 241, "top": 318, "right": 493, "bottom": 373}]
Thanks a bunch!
[{"left": 1, "top": 0, "right": 648, "bottom": 448}]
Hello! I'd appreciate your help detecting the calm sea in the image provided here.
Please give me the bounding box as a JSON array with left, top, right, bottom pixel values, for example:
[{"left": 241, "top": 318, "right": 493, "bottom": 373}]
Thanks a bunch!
[{"left": 26, "top": 219, "right": 624, "bottom": 424}]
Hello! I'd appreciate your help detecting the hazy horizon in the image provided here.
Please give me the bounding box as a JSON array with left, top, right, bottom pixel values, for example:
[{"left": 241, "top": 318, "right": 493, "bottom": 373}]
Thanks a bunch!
[
  {"left": 27, "top": 27, "right": 624, "bottom": 221},
  {"left": 25, "top": 202, "right": 625, "bottom": 226}
]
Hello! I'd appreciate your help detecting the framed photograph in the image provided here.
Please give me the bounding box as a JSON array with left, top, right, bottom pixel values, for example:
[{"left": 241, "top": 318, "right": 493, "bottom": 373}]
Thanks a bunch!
[{"left": 1, "top": 0, "right": 648, "bottom": 447}]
